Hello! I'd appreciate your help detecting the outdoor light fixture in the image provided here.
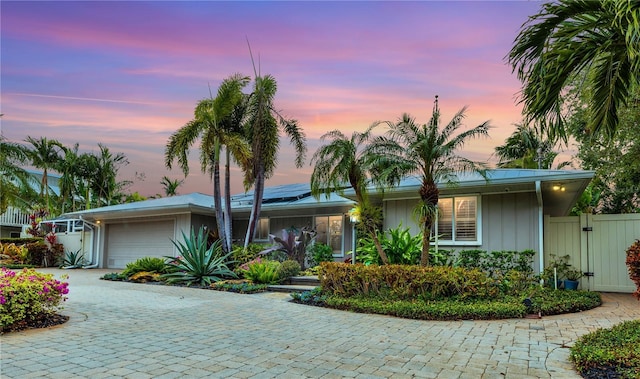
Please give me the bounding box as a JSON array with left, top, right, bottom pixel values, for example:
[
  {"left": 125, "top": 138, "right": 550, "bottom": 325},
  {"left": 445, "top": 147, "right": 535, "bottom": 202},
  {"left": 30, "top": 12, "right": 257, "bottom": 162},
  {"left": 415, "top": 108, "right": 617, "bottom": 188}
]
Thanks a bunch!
[{"left": 552, "top": 184, "right": 566, "bottom": 192}]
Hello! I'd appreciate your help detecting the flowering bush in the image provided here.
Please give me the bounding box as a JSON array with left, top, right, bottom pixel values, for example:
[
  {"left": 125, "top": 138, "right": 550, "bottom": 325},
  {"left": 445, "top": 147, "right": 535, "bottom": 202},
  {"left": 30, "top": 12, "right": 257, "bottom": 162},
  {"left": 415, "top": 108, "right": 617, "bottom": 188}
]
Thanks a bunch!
[
  {"left": 626, "top": 239, "right": 640, "bottom": 300},
  {"left": 0, "top": 268, "right": 69, "bottom": 330}
]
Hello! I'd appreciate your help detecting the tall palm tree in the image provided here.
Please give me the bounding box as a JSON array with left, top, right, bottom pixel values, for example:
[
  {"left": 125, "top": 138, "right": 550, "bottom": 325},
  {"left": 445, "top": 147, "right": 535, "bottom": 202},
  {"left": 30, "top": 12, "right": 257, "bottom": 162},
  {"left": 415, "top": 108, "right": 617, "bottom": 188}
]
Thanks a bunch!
[
  {"left": 24, "top": 136, "right": 64, "bottom": 213},
  {"left": 243, "top": 72, "right": 306, "bottom": 248},
  {"left": 370, "top": 96, "right": 490, "bottom": 266},
  {"left": 494, "top": 123, "right": 558, "bottom": 169},
  {"left": 508, "top": 0, "right": 640, "bottom": 140},
  {"left": 166, "top": 74, "right": 251, "bottom": 253},
  {"left": 160, "top": 176, "right": 183, "bottom": 197},
  {"left": 310, "top": 123, "right": 390, "bottom": 264}
]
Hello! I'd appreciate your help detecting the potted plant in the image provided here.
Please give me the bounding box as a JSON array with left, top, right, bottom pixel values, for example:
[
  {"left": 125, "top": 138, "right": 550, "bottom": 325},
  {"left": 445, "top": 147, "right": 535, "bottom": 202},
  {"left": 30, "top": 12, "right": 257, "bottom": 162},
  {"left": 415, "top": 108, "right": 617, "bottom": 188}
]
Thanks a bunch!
[
  {"left": 542, "top": 254, "right": 570, "bottom": 289},
  {"left": 564, "top": 268, "right": 583, "bottom": 290}
]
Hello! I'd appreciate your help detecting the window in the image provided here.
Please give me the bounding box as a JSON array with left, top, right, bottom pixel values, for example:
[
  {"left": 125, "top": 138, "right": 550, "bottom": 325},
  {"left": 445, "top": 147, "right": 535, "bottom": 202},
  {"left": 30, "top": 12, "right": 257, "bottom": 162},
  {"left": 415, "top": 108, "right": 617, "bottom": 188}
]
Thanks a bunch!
[
  {"left": 436, "top": 196, "right": 480, "bottom": 244},
  {"left": 255, "top": 217, "right": 269, "bottom": 240},
  {"left": 315, "top": 215, "right": 343, "bottom": 256}
]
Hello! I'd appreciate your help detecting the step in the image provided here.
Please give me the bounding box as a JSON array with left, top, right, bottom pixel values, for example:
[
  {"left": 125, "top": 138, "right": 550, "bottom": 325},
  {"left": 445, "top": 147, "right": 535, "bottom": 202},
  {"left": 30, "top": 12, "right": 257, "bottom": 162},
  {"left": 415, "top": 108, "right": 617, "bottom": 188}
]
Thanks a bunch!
[
  {"left": 287, "top": 275, "right": 321, "bottom": 286},
  {"left": 267, "top": 284, "right": 317, "bottom": 293}
]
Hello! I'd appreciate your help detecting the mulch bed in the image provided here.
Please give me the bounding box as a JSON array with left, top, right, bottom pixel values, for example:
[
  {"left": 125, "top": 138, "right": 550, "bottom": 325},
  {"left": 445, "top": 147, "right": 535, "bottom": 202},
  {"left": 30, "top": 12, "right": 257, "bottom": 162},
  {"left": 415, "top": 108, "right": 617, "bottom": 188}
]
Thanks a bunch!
[
  {"left": 581, "top": 366, "right": 623, "bottom": 379},
  {"left": 1, "top": 313, "right": 69, "bottom": 334}
]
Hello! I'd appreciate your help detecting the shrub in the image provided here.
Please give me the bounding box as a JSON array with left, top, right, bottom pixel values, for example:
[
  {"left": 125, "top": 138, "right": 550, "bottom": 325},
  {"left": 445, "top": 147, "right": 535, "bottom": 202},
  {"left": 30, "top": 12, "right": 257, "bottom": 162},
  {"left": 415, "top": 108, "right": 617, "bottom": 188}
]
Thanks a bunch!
[
  {"left": 571, "top": 320, "right": 640, "bottom": 379},
  {"left": 230, "top": 243, "right": 265, "bottom": 270},
  {"left": 458, "top": 249, "right": 535, "bottom": 278},
  {"left": 161, "top": 227, "right": 236, "bottom": 287},
  {"left": 308, "top": 243, "right": 334, "bottom": 266},
  {"left": 260, "top": 227, "right": 316, "bottom": 269},
  {"left": 101, "top": 272, "right": 127, "bottom": 281},
  {"left": 24, "top": 241, "right": 63, "bottom": 267},
  {"left": 291, "top": 287, "right": 326, "bottom": 306},
  {"left": 243, "top": 260, "right": 281, "bottom": 284},
  {"left": 277, "top": 260, "right": 301, "bottom": 281},
  {"left": 0, "top": 243, "right": 29, "bottom": 264},
  {"left": 129, "top": 271, "right": 161, "bottom": 283},
  {"left": 320, "top": 262, "right": 498, "bottom": 301},
  {"left": 121, "top": 257, "right": 168, "bottom": 278},
  {"left": 625, "top": 240, "right": 640, "bottom": 300},
  {"left": 0, "top": 268, "right": 69, "bottom": 330}
]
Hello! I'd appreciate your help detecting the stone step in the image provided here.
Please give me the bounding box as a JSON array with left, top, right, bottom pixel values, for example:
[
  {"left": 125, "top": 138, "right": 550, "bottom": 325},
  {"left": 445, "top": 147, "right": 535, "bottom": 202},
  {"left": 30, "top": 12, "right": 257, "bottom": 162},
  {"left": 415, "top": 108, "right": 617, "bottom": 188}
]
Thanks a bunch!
[
  {"left": 287, "top": 275, "right": 321, "bottom": 286},
  {"left": 267, "top": 284, "right": 317, "bottom": 293}
]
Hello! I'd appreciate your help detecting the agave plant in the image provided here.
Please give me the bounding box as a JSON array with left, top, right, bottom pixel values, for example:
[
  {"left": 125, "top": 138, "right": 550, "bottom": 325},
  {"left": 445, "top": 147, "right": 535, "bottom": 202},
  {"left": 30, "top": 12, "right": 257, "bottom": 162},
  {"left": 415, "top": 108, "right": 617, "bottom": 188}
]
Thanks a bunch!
[
  {"left": 59, "top": 249, "right": 86, "bottom": 269},
  {"left": 162, "top": 227, "right": 236, "bottom": 286}
]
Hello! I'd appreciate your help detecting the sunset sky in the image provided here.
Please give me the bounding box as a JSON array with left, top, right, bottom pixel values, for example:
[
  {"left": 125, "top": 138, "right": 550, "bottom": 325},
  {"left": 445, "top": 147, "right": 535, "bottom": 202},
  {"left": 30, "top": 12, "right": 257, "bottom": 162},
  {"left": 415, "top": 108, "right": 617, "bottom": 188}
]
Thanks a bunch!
[{"left": 1, "top": 1, "right": 545, "bottom": 197}]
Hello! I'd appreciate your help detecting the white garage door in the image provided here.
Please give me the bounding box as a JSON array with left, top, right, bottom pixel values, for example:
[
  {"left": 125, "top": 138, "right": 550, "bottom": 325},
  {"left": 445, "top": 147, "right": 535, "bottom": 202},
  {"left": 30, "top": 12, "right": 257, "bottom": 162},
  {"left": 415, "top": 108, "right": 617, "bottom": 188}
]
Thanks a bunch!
[{"left": 106, "top": 220, "right": 175, "bottom": 269}]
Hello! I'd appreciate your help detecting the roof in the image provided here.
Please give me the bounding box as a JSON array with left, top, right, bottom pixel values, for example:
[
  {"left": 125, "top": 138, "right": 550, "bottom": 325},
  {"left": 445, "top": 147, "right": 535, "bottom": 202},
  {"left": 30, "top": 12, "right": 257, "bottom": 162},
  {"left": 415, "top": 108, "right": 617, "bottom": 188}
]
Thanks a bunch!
[
  {"left": 355, "top": 168, "right": 595, "bottom": 217},
  {"left": 60, "top": 183, "right": 355, "bottom": 220},
  {"left": 62, "top": 193, "right": 216, "bottom": 220}
]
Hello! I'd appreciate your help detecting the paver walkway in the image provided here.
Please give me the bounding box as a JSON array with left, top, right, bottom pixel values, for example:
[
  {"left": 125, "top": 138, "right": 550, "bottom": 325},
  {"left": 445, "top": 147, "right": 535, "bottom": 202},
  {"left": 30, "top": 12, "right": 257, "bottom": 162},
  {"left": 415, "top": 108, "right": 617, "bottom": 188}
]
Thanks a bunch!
[{"left": 2, "top": 269, "right": 639, "bottom": 378}]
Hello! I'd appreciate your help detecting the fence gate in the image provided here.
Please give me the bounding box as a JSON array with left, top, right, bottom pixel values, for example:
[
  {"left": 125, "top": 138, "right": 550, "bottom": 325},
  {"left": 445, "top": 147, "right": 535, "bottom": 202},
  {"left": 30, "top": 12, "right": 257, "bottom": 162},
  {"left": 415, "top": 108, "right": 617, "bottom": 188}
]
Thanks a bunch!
[{"left": 545, "top": 214, "right": 638, "bottom": 293}]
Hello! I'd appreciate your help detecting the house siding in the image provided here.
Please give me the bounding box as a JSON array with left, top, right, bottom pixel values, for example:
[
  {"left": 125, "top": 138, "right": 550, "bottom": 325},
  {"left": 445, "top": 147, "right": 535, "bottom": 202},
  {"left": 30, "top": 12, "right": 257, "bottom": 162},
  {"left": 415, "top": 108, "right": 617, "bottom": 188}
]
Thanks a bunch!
[{"left": 384, "top": 192, "right": 540, "bottom": 258}]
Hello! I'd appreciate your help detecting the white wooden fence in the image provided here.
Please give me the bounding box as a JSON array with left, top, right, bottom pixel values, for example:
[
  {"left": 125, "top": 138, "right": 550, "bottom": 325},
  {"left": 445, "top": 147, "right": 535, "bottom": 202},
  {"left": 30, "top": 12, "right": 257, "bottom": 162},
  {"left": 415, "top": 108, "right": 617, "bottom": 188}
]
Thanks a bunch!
[{"left": 545, "top": 213, "right": 640, "bottom": 293}]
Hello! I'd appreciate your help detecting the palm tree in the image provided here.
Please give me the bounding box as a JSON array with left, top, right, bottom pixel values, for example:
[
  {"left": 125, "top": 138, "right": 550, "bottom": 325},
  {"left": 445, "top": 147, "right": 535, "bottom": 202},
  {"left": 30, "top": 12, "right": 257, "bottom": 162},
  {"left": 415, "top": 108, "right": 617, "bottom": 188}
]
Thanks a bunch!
[
  {"left": 0, "top": 135, "right": 31, "bottom": 214},
  {"left": 90, "top": 144, "right": 130, "bottom": 206},
  {"left": 242, "top": 72, "right": 306, "bottom": 248},
  {"left": 166, "top": 74, "right": 251, "bottom": 253},
  {"left": 160, "top": 176, "right": 184, "bottom": 197},
  {"left": 56, "top": 143, "right": 83, "bottom": 212},
  {"left": 494, "top": 123, "right": 558, "bottom": 169},
  {"left": 310, "top": 123, "right": 390, "bottom": 264},
  {"left": 24, "top": 136, "right": 64, "bottom": 213},
  {"left": 508, "top": 0, "right": 640, "bottom": 140},
  {"left": 370, "top": 96, "right": 490, "bottom": 266}
]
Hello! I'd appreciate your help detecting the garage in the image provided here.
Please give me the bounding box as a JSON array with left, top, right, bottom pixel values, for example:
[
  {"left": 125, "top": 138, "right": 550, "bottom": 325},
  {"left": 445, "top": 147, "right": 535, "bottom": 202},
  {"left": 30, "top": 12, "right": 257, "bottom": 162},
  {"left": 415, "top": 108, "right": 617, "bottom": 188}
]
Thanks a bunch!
[{"left": 106, "top": 219, "right": 176, "bottom": 269}]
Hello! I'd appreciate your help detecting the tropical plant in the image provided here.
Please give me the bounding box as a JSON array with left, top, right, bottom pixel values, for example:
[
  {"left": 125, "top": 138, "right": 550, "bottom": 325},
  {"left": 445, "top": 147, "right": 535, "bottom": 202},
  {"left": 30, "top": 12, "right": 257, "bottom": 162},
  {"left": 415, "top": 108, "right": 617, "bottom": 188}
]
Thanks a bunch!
[
  {"left": 308, "top": 242, "right": 335, "bottom": 267},
  {"left": 242, "top": 57, "right": 307, "bottom": 247},
  {"left": 494, "top": 123, "right": 559, "bottom": 169},
  {"left": 357, "top": 225, "right": 422, "bottom": 265},
  {"left": 161, "top": 227, "right": 236, "bottom": 286},
  {"left": 160, "top": 176, "right": 183, "bottom": 197},
  {"left": 165, "top": 74, "right": 252, "bottom": 253},
  {"left": 310, "top": 123, "right": 390, "bottom": 264},
  {"left": 121, "top": 256, "right": 169, "bottom": 278},
  {"left": 625, "top": 239, "right": 640, "bottom": 300},
  {"left": 0, "top": 135, "right": 31, "bottom": 214},
  {"left": 259, "top": 227, "right": 316, "bottom": 269},
  {"left": 24, "top": 136, "right": 64, "bottom": 213},
  {"left": 369, "top": 96, "right": 490, "bottom": 265},
  {"left": 58, "top": 250, "right": 86, "bottom": 269},
  {"left": 567, "top": 85, "right": 640, "bottom": 214},
  {"left": 508, "top": 0, "right": 640, "bottom": 140},
  {"left": 90, "top": 144, "right": 130, "bottom": 207},
  {"left": 243, "top": 260, "right": 281, "bottom": 284}
]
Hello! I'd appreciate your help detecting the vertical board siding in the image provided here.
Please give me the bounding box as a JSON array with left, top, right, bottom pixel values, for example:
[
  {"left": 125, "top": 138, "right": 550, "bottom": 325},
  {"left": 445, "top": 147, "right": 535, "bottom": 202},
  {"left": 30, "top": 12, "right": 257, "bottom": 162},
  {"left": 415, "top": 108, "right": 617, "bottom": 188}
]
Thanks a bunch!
[
  {"left": 590, "top": 214, "right": 638, "bottom": 292},
  {"left": 483, "top": 193, "right": 539, "bottom": 253}
]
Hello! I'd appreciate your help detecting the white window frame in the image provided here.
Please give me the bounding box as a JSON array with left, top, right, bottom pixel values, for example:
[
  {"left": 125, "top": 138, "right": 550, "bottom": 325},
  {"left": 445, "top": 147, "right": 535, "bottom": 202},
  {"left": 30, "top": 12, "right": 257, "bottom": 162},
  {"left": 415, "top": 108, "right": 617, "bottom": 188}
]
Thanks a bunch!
[{"left": 436, "top": 195, "right": 482, "bottom": 246}]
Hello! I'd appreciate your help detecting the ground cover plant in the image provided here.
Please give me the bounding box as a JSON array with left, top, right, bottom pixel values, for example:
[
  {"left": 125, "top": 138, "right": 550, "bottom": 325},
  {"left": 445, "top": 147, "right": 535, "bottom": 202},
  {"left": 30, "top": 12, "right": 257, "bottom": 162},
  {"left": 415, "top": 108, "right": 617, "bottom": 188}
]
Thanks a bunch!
[
  {"left": 0, "top": 267, "right": 69, "bottom": 333},
  {"left": 571, "top": 320, "right": 640, "bottom": 379}
]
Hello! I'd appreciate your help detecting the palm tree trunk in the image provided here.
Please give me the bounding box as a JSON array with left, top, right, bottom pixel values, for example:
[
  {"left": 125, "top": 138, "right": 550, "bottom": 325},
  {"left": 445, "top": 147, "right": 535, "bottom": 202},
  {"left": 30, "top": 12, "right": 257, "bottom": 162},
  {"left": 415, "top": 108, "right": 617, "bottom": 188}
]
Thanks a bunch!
[
  {"left": 420, "top": 229, "right": 431, "bottom": 266},
  {"left": 212, "top": 156, "right": 228, "bottom": 253},
  {"left": 370, "top": 229, "right": 389, "bottom": 265},
  {"left": 223, "top": 149, "right": 233, "bottom": 252},
  {"left": 244, "top": 163, "right": 265, "bottom": 248}
]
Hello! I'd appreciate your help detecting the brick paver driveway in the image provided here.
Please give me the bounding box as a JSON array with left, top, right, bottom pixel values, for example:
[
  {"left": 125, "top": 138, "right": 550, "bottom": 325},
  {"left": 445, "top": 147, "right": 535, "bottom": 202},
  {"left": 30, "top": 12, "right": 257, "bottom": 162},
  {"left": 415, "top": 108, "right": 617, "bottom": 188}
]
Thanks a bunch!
[{"left": 2, "top": 269, "right": 639, "bottom": 378}]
